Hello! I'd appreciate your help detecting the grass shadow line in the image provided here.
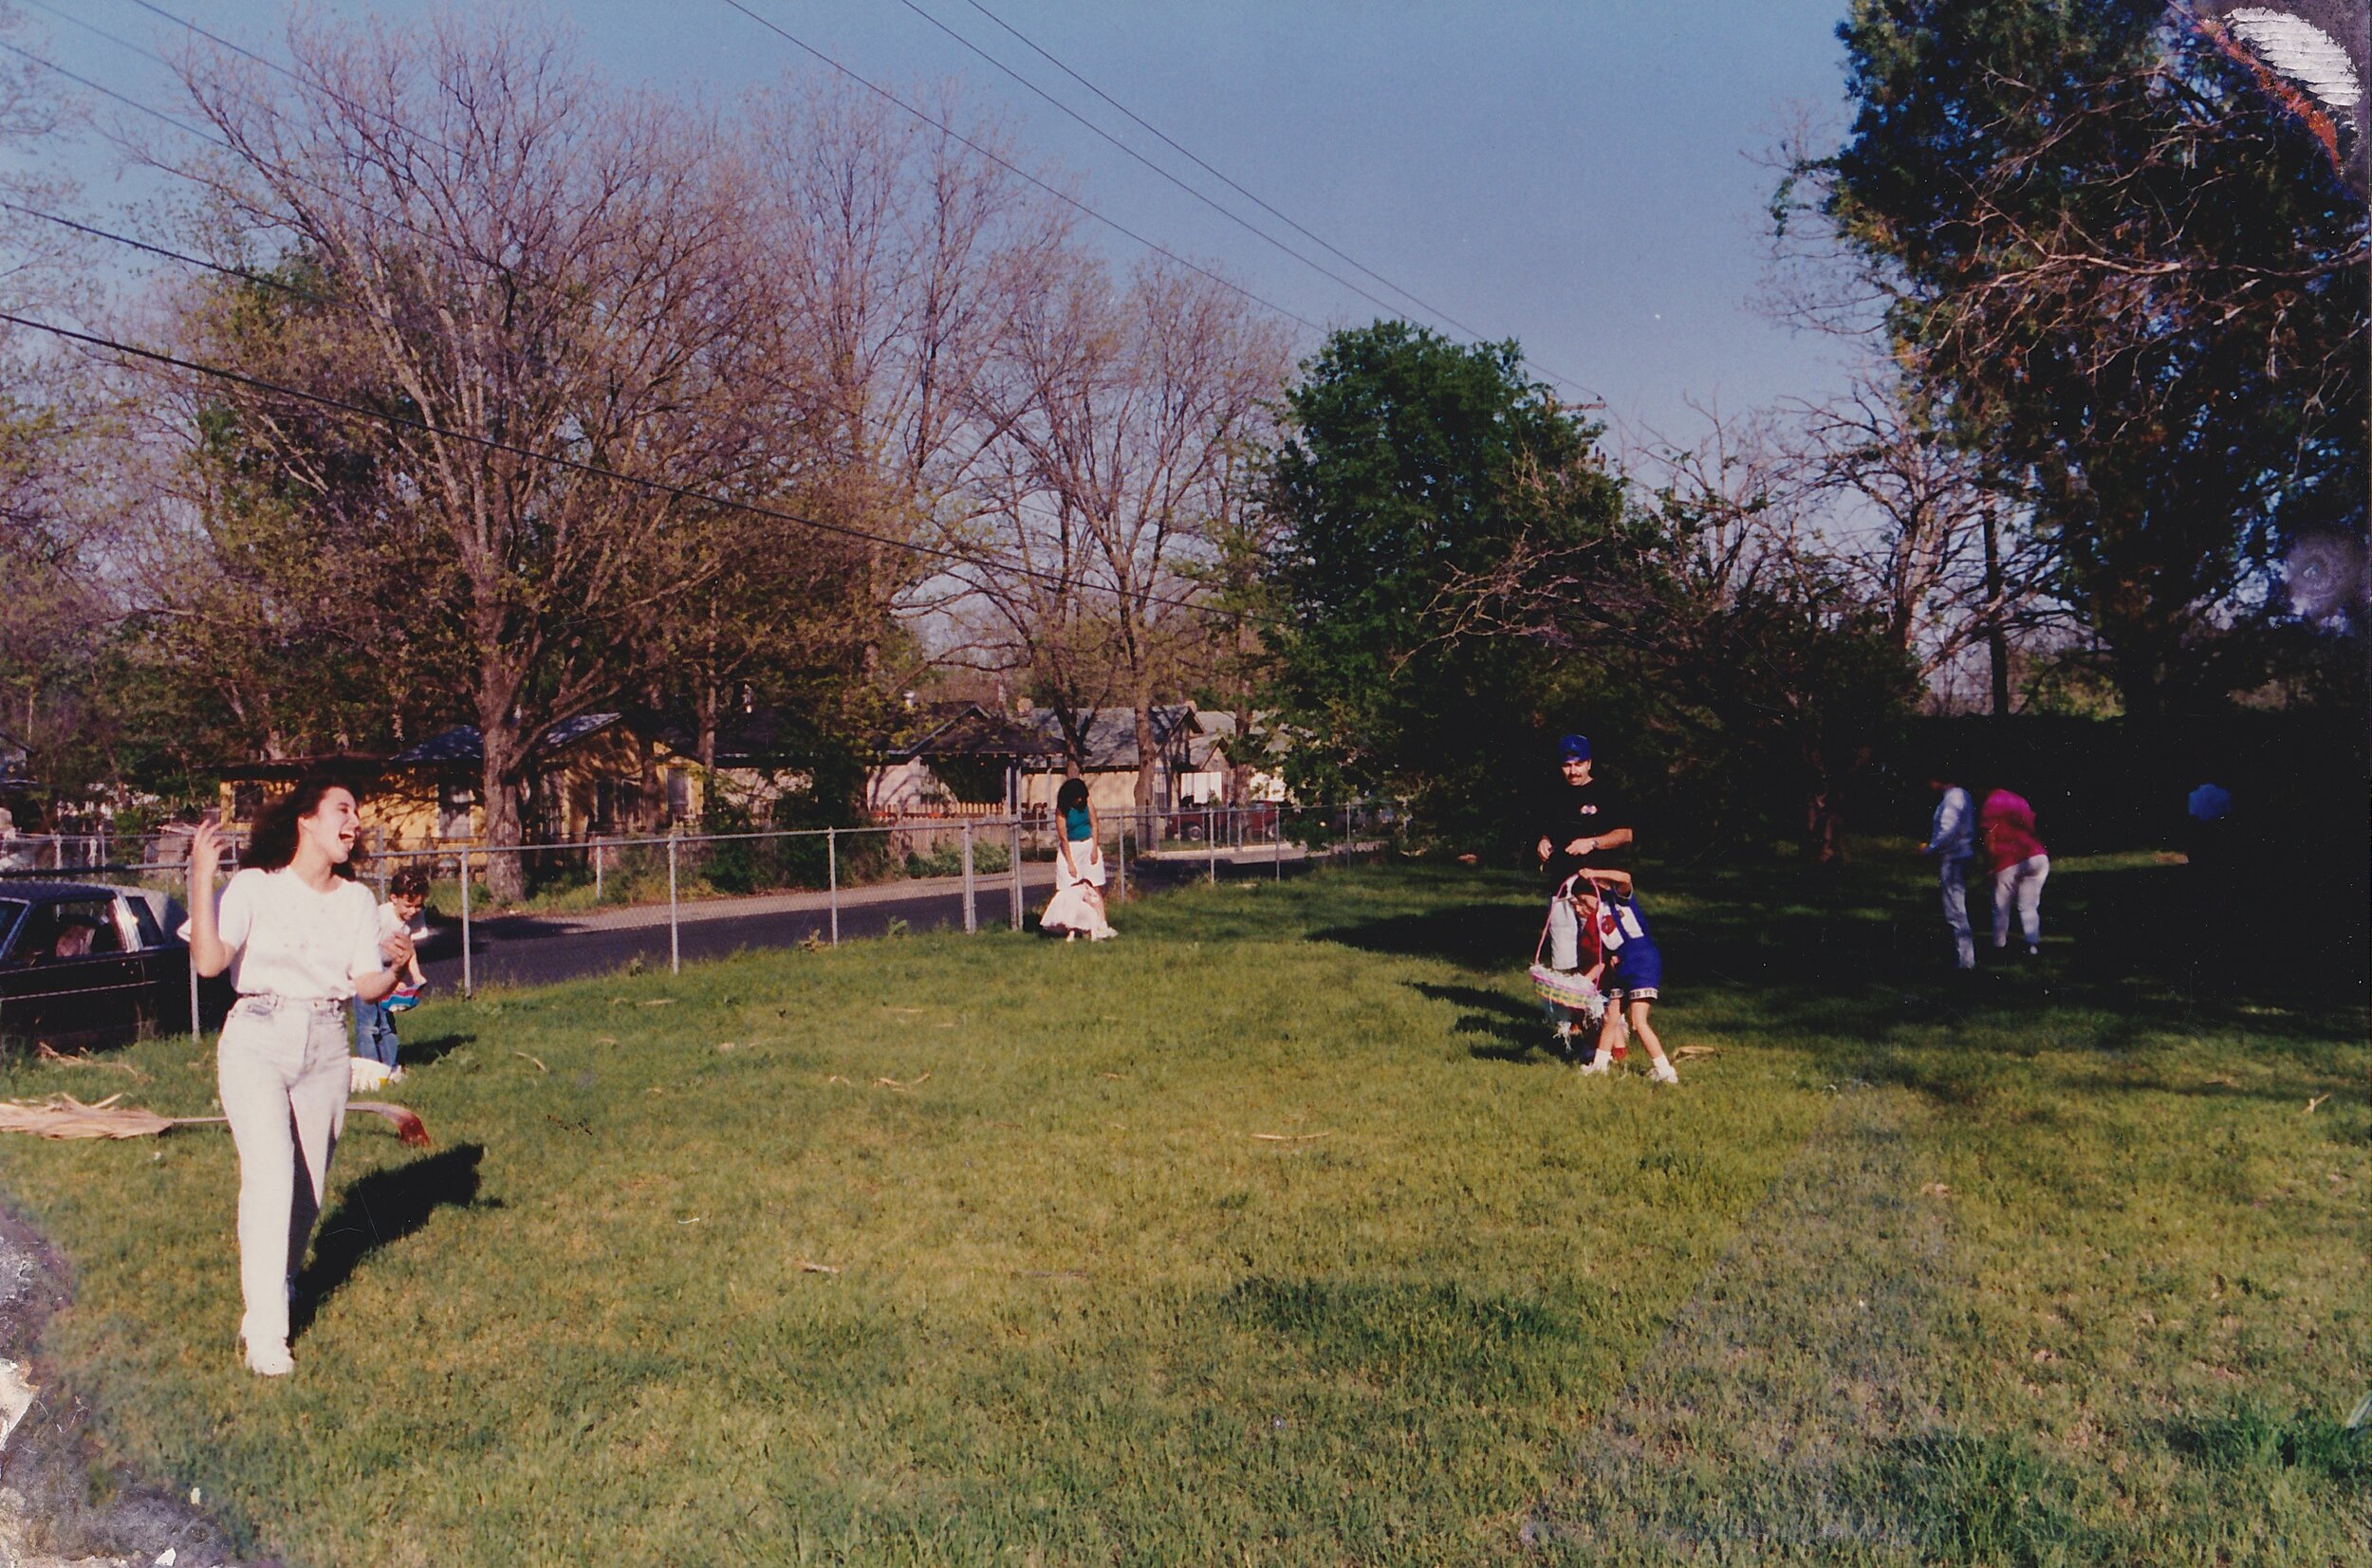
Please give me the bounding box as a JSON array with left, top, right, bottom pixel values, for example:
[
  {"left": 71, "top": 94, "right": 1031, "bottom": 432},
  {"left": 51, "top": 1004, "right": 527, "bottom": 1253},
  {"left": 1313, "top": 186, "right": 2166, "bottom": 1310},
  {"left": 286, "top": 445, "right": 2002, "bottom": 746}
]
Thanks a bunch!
[
  {"left": 295, "top": 1142, "right": 494, "bottom": 1338},
  {"left": 391, "top": 1030, "right": 475, "bottom": 1067}
]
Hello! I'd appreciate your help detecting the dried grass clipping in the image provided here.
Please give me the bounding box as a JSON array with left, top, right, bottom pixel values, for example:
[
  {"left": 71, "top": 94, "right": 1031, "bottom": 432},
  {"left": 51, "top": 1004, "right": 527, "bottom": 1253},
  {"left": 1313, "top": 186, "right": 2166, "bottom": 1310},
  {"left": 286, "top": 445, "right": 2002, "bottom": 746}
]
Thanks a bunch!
[
  {"left": 0, "top": 1095, "right": 173, "bottom": 1140},
  {"left": 0, "top": 1094, "right": 430, "bottom": 1148}
]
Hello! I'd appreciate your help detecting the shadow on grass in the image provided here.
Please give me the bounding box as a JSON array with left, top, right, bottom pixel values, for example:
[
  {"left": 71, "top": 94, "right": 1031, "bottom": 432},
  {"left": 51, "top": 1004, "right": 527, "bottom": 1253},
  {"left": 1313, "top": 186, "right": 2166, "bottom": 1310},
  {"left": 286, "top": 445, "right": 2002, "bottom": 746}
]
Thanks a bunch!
[
  {"left": 1312, "top": 902, "right": 1541, "bottom": 971},
  {"left": 1407, "top": 981, "right": 1554, "bottom": 1062},
  {"left": 295, "top": 1143, "right": 496, "bottom": 1337},
  {"left": 392, "top": 1029, "right": 475, "bottom": 1067},
  {"left": 1319, "top": 856, "right": 2363, "bottom": 1094},
  {"left": 2154, "top": 1407, "right": 2372, "bottom": 1485},
  {"left": 1222, "top": 1274, "right": 1576, "bottom": 1402}
]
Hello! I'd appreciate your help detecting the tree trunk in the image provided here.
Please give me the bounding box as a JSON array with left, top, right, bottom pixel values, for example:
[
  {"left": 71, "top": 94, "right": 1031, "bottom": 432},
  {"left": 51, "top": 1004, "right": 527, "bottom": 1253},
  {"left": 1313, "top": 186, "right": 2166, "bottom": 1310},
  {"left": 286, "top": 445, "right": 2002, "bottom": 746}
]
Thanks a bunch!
[
  {"left": 1981, "top": 505, "right": 2011, "bottom": 715},
  {"left": 1803, "top": 734, "right": 1846, "bottom": 867},
  {"left": 479, "top": 720, "right": 528, "bottom": 904},
  {"left": 1132, "top": 698, "right": 1159, "bottom": 844},
  {"left": 1230, "top": 700, "right": 1254, "bottom": 807}
]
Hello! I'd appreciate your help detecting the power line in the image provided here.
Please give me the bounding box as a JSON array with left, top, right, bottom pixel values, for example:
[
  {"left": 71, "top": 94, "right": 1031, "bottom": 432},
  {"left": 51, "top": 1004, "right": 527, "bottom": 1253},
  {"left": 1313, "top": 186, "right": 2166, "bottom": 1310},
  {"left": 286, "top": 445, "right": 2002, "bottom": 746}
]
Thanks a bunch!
[
  {"left": 883, "top": 0, "right": 1412, "bottom": 327},
  {"left": 5, "top": 196, "right": 337, "bottom": 308},
  {"left": 0, "top": 36, "right": 1277, "bottom": 626},
  {"left": 717, "top": 0, "right": 1326, "bottom": 336},
  {"left": 0, "top": 304, "right": 1271, "bottom": 628},
  {"left": 0, "top": 34, "right": 503, "bottom": 277},
  {"left": 100, "top": 0, "right": 471, "bottom": 161},
  {"left": 950, "top": 0, "right": 1603, "bottom": 402},
  {"left": 0, "top": 34, "right": 211, "bottom": 141}
]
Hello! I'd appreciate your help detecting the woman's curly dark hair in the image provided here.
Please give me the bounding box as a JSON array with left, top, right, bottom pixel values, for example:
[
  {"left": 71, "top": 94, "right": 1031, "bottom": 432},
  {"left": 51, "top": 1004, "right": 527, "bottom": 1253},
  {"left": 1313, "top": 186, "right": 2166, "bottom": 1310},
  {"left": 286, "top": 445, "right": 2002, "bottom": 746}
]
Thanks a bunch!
[
  {"left": 1056, "top": 776, "right": 1089, "bottom": 815},
  {"left": 246, "top": 773, "right": 361, "bottom": 874}
]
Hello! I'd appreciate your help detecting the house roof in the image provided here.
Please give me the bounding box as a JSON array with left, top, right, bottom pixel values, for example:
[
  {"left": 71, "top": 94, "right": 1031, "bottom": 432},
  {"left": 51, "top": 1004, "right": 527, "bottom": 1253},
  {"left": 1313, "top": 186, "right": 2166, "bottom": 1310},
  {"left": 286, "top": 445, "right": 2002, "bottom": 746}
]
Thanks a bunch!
[
  {"left": 213, "top": 751, "right": 391, "bottom": 783},
  {"left": 389, "top": 712, "right": 621, "bottom": 766},
  {"left": 891, "top": 705, "right": 1064, "bottom": 763},
  {"left": 1029, "top": 706, "right": 1200, "bottom": 771},
  {"left": 701, "top": 707, "right": 813, "bottom": 767},
  {"left": 884, "top": 704, "right": 1202, "bottom": 770},
  {"left": 1183, "top": 710, "right": 1281, "bottom": 771}
]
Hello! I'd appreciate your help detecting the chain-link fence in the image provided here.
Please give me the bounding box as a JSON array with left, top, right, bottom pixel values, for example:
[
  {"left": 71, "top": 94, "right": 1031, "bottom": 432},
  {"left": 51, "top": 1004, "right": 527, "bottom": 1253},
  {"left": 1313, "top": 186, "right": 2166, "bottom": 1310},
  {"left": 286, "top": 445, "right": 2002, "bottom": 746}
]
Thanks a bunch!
[
  {"left": 1, "top": 802, "right": 1401, "bottom": 1038},
  {"left": 0, "top": 831, "right": 250, "bottom": 876}
]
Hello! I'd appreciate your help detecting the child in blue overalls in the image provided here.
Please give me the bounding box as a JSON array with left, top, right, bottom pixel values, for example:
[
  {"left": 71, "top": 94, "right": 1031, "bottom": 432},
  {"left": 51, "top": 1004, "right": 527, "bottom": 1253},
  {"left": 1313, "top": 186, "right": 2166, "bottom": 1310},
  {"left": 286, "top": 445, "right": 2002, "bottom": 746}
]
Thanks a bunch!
[{"left": 1576, "top": 871, "right": 1679, "bottom": 1084}]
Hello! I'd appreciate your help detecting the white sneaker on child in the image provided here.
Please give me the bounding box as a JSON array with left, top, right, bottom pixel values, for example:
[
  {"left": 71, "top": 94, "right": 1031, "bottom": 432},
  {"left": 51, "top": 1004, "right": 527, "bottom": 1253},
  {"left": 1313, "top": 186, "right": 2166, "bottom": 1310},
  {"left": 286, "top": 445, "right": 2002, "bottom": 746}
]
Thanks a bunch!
[
  {"left": 1649, "top": 1060, "right": 1679, "bottom": 1085},
  {"left": 1575, "top": 1054, "right": 1612, "bottom": 1077}
]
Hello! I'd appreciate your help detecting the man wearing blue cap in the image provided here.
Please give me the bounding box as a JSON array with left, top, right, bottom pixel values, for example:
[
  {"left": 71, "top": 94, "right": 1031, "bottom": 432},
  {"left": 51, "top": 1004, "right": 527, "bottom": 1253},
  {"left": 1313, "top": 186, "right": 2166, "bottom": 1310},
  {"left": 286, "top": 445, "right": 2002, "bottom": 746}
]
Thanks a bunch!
[{"left": 1536, "top": 733, "right": 1635, "bottom": 1055}]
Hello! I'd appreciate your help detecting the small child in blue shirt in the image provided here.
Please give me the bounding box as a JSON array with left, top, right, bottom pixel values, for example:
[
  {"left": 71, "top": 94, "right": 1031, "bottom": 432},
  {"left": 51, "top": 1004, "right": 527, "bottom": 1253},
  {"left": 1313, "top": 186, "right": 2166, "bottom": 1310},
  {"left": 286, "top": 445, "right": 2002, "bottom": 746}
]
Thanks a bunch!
[{"left": 1575, "top": 871, "right": 1678, "bottom": 1085}]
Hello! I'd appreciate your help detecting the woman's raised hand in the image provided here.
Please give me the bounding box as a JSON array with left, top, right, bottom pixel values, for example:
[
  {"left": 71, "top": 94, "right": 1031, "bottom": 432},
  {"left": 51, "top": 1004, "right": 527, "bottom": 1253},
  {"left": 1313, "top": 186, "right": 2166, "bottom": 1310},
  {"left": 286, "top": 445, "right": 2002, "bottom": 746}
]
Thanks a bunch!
[
  {"left": 165, "top": 817, "right": 225, "bottom": 889},
  {"left": 188, "top": 817, "right": 224, "bottom": 886}
]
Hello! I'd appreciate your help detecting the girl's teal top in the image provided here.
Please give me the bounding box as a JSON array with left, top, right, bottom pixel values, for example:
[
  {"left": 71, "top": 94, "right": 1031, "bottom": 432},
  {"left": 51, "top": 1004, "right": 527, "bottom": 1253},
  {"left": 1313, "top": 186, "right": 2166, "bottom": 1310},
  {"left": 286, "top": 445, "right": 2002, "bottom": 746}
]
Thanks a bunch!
[{"left": 1063, "top": 804, "right": 1092, "bottom": 841}]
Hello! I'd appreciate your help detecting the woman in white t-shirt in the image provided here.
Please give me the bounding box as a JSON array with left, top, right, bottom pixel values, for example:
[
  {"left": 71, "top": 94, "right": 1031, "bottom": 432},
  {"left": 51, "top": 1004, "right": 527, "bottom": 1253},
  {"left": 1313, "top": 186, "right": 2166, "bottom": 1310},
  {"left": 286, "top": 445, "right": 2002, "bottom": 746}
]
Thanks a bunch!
[{"left": 183, "top": 778, "right": 413, "bottom": 1377}]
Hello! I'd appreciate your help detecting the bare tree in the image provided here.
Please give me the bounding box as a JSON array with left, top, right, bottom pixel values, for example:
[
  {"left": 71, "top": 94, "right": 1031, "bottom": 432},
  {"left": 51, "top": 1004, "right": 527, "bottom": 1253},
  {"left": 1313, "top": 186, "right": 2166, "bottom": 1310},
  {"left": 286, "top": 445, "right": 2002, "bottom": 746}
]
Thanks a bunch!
[
  {"left": 742, "top": 76, "right": 1076, "bottom": 683},
  {"left": 150, "top": 13, "right": 786, "bottom": 895},
  {"left": 1794, "top": 374, "right": 2063, "bottom": 710},
  {"left": 975, "top": 257, "right": 1288, "bottom": 819},
  {"left": 1623, "top": 407, "right": 1921, "bottom": 861}
]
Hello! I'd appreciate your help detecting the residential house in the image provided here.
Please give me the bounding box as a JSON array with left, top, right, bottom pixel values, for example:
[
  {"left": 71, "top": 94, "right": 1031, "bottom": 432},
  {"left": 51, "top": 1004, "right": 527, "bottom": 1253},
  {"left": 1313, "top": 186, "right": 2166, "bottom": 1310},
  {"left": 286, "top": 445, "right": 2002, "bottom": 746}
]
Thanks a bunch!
[
  {"left": 215, "top": 713, "right": 700, "bottom": 851},
  {"left": 671, "top": 705, "right": 820, "bottom": 823},
  {"left": 865, "top": 703, "right": 1210, "bottom": 821},
  {"left": 1174, "top": 711, "right": 1288, "bottom": 805},
  {"left": 868, "top": 703, "right": 1062, "bottom": 818}
]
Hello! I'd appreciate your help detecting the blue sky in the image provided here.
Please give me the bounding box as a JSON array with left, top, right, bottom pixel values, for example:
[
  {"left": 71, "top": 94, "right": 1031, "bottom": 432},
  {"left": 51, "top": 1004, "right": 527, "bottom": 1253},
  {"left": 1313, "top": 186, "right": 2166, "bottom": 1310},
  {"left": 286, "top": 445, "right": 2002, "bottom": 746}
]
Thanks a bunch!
[{"left": 21, "top": 0, "right": 1865, "bottom": 439}]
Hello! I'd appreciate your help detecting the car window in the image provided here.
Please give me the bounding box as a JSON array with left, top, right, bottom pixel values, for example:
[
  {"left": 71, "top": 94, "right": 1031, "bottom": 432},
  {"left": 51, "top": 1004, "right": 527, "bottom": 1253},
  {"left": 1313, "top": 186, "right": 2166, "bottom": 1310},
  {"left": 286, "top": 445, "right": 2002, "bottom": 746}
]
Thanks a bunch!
[
  {"left": 0, "top": 900, "right": 22, "bottom": 957},
  {"left": 126, "top": 897, "right": 165, "bottom": 949},
  {"left": 3, "top": 899, "right": 127, "bottom": 968}
]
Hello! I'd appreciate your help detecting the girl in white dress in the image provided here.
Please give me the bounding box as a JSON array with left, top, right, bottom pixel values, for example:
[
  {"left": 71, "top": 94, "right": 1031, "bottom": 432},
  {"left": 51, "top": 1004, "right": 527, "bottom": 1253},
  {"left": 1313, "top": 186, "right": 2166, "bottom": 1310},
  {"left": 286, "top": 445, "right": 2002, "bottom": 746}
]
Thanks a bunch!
[
  {"left": 1040, "top": 776, "right": 1116, "bottom": 941},
  {"left": 182, "top": 778, "right": 414, "bottom": 1376}
]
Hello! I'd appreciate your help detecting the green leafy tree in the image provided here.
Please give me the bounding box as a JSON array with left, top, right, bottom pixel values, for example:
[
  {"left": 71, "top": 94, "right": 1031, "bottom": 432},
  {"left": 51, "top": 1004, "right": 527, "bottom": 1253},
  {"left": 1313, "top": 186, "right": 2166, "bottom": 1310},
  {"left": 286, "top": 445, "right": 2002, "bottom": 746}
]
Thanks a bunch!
[
  {"left": 1795, "top": 0, "right": 2367, "bottom": 717},
  {"left": 1264, "top": 322, "right": 1634, "bottom": 845}
]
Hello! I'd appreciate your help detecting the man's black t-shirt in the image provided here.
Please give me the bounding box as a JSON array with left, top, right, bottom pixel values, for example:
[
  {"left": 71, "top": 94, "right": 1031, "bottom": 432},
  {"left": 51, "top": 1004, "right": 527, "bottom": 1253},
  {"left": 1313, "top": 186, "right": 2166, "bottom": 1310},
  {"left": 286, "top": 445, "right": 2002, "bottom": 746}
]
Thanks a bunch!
[{"left": 1539, "top": 777, "right": 1633, "bottom": 886}]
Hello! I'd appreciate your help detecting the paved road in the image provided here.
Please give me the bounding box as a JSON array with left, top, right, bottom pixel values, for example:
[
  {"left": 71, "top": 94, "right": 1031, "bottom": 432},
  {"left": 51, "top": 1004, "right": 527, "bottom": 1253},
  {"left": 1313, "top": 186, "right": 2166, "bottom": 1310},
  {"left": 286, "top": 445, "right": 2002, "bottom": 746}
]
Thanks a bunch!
[{"left": 415, "top": 847, "right": 1321, "bottom": 992}]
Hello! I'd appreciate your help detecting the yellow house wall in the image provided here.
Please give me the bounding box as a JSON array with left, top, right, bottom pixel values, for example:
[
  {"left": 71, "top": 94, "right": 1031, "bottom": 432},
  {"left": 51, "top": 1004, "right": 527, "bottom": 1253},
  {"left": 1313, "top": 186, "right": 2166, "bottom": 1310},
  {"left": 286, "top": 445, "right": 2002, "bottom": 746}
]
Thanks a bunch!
[
  {"left": 534, "top": 727, "right": 701, "bottom": 841},
  {"left": 215, "top": 725, "right": 705, "bottom": 858}
]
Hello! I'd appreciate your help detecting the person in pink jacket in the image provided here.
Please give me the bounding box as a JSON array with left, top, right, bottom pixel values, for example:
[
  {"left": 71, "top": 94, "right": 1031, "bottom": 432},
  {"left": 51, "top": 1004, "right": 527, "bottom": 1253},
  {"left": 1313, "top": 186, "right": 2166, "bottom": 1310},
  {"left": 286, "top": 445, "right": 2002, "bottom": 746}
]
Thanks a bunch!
[{"left": 1979, "top": 787, "right": 2049, "bottom": 957}]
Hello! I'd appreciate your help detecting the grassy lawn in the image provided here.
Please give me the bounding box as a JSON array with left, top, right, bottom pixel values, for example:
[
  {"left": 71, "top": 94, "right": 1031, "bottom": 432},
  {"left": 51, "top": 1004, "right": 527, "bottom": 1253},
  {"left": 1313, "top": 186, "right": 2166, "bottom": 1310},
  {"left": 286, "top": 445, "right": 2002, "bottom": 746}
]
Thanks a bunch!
[{"left": 0, "top": 854, "right": 2361, "bottom": 1564}]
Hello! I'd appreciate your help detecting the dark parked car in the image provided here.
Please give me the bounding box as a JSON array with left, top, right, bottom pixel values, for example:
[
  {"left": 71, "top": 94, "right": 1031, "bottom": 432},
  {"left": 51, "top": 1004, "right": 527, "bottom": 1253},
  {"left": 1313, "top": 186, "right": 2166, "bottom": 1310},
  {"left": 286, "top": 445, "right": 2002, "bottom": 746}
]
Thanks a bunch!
[
  {"left": 0, "top": 881, "right": 231, "bottom": 1047},
  {"left": 1161, "top": 802, "right": 1280, "bottom": 843}
]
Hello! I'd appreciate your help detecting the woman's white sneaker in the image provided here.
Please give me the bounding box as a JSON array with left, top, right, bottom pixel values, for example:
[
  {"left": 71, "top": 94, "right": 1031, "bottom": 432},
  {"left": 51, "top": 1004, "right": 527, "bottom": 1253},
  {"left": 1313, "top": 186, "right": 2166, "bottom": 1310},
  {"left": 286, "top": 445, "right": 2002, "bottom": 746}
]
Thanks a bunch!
[{"left": 242, "top": 1336, "right": 293, "bottom": 1376}]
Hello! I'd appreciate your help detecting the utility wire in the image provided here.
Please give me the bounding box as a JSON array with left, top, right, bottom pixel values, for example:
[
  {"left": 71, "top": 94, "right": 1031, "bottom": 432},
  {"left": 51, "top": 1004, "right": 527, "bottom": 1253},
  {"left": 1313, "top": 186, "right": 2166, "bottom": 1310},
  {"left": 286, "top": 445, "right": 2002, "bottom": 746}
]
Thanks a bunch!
[
  {"left": 951, "top": 0, "right": 1602, "bottom": 402},
  {"left": 100, "top": 0, "right": 471, "bottom": 161},
  {"left": 42, "top": 0, "right": 1596, "bottom": 402},
  {"left": 3, "top": 32, "right": 584, "bottom": 304},
  {"left": 0, "top": 35, "right": 211, "bottom": 141},
  {"left": 884, "top": 0, "right": 1409, "bottom": 326},
  {"left": 0, "top": 303, "right": 1275, "bottom": 628},
  {"left": 0, "top": 38, "right": 1276, "bottom": 626},
  {"left": 717, "top": 0, "right": 1325, "bottom": 336}
]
